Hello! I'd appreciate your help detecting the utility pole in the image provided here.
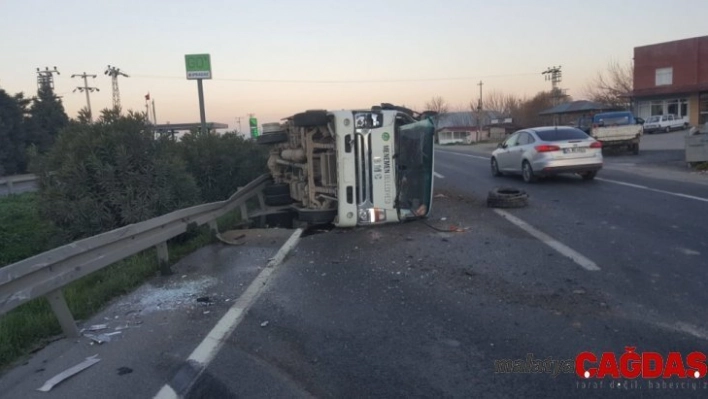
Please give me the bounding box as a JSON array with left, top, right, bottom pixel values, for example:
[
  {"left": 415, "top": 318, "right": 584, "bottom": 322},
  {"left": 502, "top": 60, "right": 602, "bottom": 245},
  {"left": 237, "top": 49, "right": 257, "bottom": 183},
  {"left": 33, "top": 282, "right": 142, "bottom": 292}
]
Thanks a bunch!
[
  {"left": 477, "top": 80, "right": 484, "bottom": 139},
  {"left": 235, "top": 116, "right": 242, "bottom": 134},
  {"left": 542, "top": 66, "right": 563, "bottom": 125},
  {"left": 36, "top": 66, "right": 60, "bottom": 92},
  {"left": 152, "top": 98, "right": 157, "bottom": 125},
  {"left": 104, "top": 65, "right": 129, "bottom": 110},
  {"left": 71, "top": 72, "right": 99, "bottom": 122}
]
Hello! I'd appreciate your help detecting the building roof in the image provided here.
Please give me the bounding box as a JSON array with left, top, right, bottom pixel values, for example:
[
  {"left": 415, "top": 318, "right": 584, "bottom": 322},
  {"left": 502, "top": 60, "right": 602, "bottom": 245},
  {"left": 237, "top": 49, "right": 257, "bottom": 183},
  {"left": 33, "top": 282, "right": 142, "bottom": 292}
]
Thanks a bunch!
[
  {"left": 538, "top": 100, "right": 618, "bottom": 115},
  {"left": 434, "top": 110, "right": 505, "bottom": 129}
]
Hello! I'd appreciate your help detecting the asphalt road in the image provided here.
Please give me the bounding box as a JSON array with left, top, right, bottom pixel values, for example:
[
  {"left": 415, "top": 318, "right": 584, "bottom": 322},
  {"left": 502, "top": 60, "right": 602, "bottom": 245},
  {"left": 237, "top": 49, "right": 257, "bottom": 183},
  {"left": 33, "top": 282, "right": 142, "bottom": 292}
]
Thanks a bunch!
[{"left": 2, "top": 142, "right": 708, "bottom": 398}]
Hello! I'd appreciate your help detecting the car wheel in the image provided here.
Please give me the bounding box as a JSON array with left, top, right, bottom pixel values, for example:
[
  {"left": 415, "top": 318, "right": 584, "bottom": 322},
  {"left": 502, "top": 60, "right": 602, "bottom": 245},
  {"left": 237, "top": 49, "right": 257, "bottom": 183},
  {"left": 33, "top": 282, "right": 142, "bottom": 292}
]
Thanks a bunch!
[
  {"left": 491, "top": 157, "right": 502, "bottom": 177},
  {"left": 521, "top": 161, "right": 536, "bottom": 183},
  {"left": 581, "top": 171, "right": 597, "bottom": 181},
  {"left": 665, "top": 126, "right": 671, "bottom": 133}
]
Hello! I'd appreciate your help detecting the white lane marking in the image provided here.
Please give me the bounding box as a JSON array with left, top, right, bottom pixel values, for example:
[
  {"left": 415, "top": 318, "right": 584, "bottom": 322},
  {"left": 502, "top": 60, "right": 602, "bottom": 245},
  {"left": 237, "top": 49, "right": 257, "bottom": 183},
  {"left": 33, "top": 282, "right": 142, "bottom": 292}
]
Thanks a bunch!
[
  {"left": 436, "top": 150, "right": 490, "bottom": 160},
  {"left": 154, "top": 385, "right": 179, "bottom": 399},
  {"left": 493, "top": 209, "right": 601, "bottom": 271},
  {"left": 153, "top": 228, "right": 304, "bottom": 399},
  {"left": 596, "top": 177, "right": 708, "bottom": 203},
  {"left": 433, "top": 172, "right": 445, "bottom": 179}
]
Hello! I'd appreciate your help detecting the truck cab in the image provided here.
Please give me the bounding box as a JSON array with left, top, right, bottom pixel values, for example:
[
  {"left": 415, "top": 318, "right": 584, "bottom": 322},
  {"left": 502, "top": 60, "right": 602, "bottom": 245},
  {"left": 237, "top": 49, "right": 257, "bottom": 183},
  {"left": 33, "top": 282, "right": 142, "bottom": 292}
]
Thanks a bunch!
[{"left": 257, "top": 104, "right": 436, "bottom": 227}]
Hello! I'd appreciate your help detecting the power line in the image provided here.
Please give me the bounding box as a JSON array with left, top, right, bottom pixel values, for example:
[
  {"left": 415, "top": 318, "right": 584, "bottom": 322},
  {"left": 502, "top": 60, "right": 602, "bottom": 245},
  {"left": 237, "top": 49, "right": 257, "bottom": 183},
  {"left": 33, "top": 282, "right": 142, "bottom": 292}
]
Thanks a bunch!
[
  {"left": 71, "top": 72, "right": 99, "bottom": 122},
  {"left": 129, "top": 72, "right": 540, "bottom": 84}
]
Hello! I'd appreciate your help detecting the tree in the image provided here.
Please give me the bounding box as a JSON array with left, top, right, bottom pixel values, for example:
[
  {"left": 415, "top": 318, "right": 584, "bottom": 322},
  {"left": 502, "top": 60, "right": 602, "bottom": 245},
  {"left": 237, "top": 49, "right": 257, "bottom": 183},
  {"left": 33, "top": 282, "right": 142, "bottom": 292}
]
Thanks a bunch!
[
  {"left": 482, "top": 90, "right": 522, "bottom": 116},
  {"left": 583, "top": 60, "right": 633, "bottom": 109},
  {"left": 26, "top": 85, "right": 69, "bottom": 154},
  {"left": 30, "top": 108, "right": 201, "bottom": 240},
  {"left": 515, "top": 91, "right": 557, "bottom": 128},
  {"left": 425, "top": 96, "right": 449, "bottom": 114},
  {"left": 178, "top": 131, "right": 269, "bottom": 202},
  {"left": 0, "top": 89, "right": 31, "bottom": 176}
]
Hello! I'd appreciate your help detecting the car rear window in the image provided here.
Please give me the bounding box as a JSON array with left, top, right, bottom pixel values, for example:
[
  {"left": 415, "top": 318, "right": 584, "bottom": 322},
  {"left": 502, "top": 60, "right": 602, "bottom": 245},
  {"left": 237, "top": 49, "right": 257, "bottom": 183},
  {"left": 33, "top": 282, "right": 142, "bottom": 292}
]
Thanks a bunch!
[{"left": 535, "top": 128, "right": 589, "bottom": 141}]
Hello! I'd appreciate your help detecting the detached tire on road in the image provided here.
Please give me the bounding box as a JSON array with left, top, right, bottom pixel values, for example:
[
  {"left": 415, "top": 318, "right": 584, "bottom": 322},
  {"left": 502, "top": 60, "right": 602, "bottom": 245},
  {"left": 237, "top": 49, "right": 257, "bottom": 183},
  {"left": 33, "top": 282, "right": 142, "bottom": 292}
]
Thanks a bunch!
[
  {"left": 486, "top": 187, "right": 529, "bottom": 209},
  {"left": 293, "top": 110, "right": 329, "bottom": 127},
  {"left": 257, "top": 131, "right": 288, "bottom": 145}
]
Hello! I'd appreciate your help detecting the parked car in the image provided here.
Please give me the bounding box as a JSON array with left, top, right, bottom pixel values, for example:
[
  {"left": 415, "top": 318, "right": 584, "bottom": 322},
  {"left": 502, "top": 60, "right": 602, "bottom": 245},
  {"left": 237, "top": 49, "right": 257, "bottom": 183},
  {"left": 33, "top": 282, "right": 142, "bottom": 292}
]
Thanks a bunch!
[
  {"left": 642, "top": 114, "right": 688, "bottom": 134},
  {"left": 491, "top": 126, "right": 603, "bottom": 183}
]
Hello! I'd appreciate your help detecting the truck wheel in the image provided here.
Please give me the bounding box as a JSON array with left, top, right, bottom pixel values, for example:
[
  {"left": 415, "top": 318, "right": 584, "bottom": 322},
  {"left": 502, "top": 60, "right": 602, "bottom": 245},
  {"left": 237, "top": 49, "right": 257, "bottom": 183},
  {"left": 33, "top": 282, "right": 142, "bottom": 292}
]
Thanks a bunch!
[
  {"left": 265, "top": 210, "right": 295, "bottom": 229},
  {"left": 264, "top": 183, "right": 289, "bottom": 196},
  {"left": 293, "top": 110, "right": 329, "bottom": 127},
  {"left": 486, "top": 187, "right": 529, "bottom": 208},
  {"left": 257, "top": 131, "right": 288, "bottom": 145},
  {"left": 297, "top": 208, "right": 337, "bottom": 225},
  {"left": 264, "top": 193, "right": 293, "bottom": 206}
]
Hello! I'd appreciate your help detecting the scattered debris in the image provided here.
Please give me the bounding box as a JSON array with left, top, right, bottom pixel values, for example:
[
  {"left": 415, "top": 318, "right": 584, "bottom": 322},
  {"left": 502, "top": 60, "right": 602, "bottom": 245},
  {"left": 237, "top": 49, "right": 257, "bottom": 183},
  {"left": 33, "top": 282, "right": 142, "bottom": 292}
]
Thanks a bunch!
[
  {"left": 36, "top": 355, "right": 101, "bottom": 392},
  {"left": 216, "top": 231, "right": 247, "bottom": 246},
  {"left": 434, "top": 193, "right": 447, "bottom": 198},
  {"left": 84, "top": 324, "right": 108, "bottom": 332},
  {"left": 35, "top": 368, "right": 45, "bottom": 373},
  {"left": 203, "top": 310, "right": 211, "bottom": 315},
  {"left": 196, "top": 296, "right": 212, "bottom": 303},
  {"left": 440, "top": 217, "right": 447, "bottom": 221},
  {"left": 260, "top": 321, "right": 269, "bottom": 327},
  {"left": 117, "top": 367, "right": 133, "bottom": 376},
  {"left": 84, "top": 331, "right": 121, "bottom": 345},
  {"left": 573, "top": 289, "right": 586, "bottom": 295}
]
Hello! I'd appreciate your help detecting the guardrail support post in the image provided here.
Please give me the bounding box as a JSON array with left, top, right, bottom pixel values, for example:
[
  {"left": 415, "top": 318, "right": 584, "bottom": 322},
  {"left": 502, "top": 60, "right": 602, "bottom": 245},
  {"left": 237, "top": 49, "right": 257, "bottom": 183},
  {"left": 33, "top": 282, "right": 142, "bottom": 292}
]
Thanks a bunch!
[
  {"left": 7, "top": 179, "right": 13, "bottom": 195},
  {"left": 257, "top": 192, "right": 266, "bottom": 211},
  {"left": 45, "top": 289, "right": 80, "bottom": 338},
  {"left": 239, "top": 204, "right": 249, "bottom": 222},
  {"left": 208, "top": 220, "right": 219, "bottom": 234},
  {"left": 156, "top": 242, "right": 171, "bottom": 276}
]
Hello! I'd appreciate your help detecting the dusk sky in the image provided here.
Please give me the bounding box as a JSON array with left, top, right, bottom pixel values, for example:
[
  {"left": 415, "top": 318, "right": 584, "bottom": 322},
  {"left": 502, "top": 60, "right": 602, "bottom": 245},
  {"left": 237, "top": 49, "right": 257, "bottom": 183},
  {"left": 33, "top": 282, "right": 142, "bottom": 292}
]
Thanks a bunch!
[{"left": 2, "top": 0, "right": 707, "bottom": 130}]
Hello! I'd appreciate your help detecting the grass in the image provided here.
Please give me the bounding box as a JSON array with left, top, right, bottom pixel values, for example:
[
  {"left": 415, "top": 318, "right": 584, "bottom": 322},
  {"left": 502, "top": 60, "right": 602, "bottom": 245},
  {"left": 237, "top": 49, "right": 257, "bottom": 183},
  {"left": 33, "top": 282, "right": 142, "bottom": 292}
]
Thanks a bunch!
[
  {"left": 693, "top": 161, "right": 708, "bottom": 171},
  {"left": 0, "top": 193, "right": 252, "bottom": 371},
  {"left": 0, "top": 193, "right": 62, "bottom": 267}
]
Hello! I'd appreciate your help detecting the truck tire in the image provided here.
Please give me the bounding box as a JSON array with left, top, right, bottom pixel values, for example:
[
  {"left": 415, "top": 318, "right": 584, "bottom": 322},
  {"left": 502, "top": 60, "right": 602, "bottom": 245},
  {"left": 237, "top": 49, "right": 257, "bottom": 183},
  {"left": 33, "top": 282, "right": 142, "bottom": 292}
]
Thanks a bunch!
[
  {"left": 265, "top": 210, "right": 295, "bottom": 229},
  {"left": 297, "top": 208, "right": 337, "bottom": 225},
  {"left": 486, "top": 187, "right": 529, "bottom": 208},
  {"left": 293, "top": 110, "right": 329, "bottom": 127},
  {"left": 264, "top": 193, "right": 293, "bottom": 206},
  {"left": 263, "top": 183, "right": 289, "bottom": 196},
  {"left": 257, "top": 131, "right": 288, "bottom": 145}
]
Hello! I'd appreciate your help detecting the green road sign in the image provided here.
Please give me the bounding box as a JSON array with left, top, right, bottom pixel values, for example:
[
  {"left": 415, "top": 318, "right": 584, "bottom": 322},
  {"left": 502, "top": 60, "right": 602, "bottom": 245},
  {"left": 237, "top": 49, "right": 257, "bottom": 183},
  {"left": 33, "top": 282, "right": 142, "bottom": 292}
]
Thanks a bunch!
[
  {"left": 185, "top": 54, "right": 212, "bottom": 80},
  {"left": 249, "top": 117, "right": 259, "bottom": 138}
]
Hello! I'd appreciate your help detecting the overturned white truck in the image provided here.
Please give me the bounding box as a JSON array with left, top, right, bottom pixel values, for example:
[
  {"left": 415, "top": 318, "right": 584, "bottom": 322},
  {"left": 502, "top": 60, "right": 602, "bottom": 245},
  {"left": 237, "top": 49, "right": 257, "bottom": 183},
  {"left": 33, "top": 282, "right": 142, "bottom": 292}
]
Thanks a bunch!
[{"left": 256, "top": 104, "right": 437, "bottom": 227}]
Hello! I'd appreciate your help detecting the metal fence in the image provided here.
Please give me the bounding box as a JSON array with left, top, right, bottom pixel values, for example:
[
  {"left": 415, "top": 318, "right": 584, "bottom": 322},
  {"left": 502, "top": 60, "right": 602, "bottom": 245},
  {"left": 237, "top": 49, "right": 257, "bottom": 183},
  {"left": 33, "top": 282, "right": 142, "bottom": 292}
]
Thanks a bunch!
[{"left": 0, "top": 174, "right": 273, "bottom": 338}]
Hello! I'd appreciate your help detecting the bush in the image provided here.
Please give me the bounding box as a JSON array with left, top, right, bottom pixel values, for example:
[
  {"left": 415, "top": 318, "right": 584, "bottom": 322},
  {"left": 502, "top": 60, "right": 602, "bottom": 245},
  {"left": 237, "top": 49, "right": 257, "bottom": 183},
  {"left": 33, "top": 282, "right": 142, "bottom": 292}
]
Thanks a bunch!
[
  {"left": 0, "top": 193, "right": 62, "bottom": 267},
  {"left": 178, "top": 131, "right": 269, "bottom": 202},
  {"left": 29, "top": 109, "right": 201, "bottom": 241}
]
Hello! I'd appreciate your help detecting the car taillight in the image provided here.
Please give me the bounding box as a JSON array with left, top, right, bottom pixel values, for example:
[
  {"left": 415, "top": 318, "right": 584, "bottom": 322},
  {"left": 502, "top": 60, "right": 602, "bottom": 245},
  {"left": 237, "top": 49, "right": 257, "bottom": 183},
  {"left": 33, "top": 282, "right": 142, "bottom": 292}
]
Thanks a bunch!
[
  {"left": 590, "top": 141, "right": 602, "bottom": 149},
  {"left": 535, "top": 145, "right": 560, "bottom": 152}
]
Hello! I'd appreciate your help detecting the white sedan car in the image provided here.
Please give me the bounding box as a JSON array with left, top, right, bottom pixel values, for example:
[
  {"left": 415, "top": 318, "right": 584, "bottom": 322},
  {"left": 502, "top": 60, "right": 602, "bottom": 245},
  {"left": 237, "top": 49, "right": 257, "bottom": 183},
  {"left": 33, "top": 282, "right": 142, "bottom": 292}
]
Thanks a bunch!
[{"left": 491, "top": 126, "right": 603, "bottom": 183}]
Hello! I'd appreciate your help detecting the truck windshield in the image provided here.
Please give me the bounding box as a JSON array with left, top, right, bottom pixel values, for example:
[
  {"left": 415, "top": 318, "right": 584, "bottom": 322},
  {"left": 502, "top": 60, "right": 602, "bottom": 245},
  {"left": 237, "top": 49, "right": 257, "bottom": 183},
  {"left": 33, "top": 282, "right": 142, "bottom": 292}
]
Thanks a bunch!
[{"left": 394, "top": 118, "right": 435, "bottom": 220}]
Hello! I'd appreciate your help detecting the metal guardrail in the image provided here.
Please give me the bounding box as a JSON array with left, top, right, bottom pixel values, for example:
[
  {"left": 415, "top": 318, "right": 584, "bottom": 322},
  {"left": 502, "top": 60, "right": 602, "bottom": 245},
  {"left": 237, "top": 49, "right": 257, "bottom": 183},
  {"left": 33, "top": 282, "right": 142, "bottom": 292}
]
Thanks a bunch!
[
  {"left": 0, "top": 174, "right": 39, "bottom": 196},
  {"left": 0, "top": 173, "right": 272, "bottom": 338}
]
